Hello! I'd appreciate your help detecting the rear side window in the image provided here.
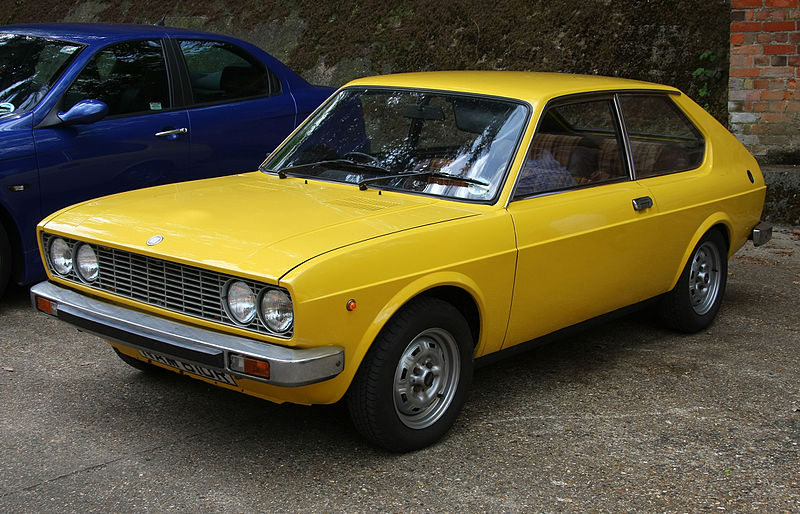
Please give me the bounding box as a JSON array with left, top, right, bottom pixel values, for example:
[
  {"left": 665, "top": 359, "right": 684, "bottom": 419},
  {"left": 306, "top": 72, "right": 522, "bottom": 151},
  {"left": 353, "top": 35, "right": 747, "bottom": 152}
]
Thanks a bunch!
[
  {"left": 63, "top": 39, "right": 170, "bottom": 116},
  {"left": 178, "top": 40, "right": 279, "bottom": 105},
  {"left": 514, "top": 97, "right": 627, "bottom": 199},
  {"left": 618, "top": 95, "right": 705, "bottom": 178}
]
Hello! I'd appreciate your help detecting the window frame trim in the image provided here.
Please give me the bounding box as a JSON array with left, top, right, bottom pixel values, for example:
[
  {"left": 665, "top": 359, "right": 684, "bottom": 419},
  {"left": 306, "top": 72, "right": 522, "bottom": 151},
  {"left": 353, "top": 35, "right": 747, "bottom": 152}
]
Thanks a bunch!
[
  {"left": 507, "top": 89, "right": 698, "bottom": 205},
  {"left": 509, "top": 91, "right": 633, "bottom": 203}
]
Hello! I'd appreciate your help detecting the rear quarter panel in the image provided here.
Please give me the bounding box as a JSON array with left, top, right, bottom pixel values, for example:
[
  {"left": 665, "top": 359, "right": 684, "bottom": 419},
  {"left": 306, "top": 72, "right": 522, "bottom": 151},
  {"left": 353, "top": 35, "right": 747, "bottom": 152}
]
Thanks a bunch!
[{"left": 639, "top": 94, "right": 766, "bottom": 291}]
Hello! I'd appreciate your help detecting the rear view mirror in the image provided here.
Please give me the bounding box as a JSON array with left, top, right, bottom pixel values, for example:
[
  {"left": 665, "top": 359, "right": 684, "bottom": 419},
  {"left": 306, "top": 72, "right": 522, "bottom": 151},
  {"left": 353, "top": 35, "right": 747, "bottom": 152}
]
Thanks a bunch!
[
  {"left": 58, "top": 99, "right": 109, "bottom": 125},
  {"left": 453, "top": 99, "right": 506, "bottom": 134},
  {"left": 403, "top": 104, "right": 444, "bottom": 120}
]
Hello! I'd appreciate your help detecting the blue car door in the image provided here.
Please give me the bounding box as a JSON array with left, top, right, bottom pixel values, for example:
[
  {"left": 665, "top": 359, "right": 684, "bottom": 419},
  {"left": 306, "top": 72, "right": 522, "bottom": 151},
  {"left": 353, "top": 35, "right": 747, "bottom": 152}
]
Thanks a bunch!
[
  {"left": 35, "top": 39, "right": 190, "bottom": 217},
  {"left": 174, "top": 39, "right": 297, "bottom": 177}
]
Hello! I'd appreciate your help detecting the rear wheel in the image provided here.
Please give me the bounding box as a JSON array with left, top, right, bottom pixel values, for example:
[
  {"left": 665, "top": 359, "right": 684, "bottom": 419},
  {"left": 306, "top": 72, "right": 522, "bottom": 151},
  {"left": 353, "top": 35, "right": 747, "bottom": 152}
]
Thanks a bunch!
[
  {"left": 347, "top": 297, "right": 473, "bottom": 452},
  {"left": 659, "top": 229, "right": 728, "bottom": 332},
  {"left": 0, "top": 224, "right": 11, "bottom": 299}
]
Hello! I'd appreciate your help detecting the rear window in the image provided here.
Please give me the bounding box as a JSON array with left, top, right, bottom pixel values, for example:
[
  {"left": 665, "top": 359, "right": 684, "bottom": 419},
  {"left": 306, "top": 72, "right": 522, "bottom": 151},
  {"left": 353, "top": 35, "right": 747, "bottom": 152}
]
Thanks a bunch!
[
  {"left": 178, "top": 40, "right": 278, "bottom": 105},
  {"left": 618, "top": 94, "right": 705, "bottom": 178}
]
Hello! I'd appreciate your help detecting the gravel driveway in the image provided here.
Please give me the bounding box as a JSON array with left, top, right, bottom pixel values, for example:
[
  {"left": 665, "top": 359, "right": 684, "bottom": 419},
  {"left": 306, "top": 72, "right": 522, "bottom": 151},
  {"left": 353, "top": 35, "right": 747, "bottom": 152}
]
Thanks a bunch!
[{"left": 1, "top": 227, "right": 798, "bottom": 512}]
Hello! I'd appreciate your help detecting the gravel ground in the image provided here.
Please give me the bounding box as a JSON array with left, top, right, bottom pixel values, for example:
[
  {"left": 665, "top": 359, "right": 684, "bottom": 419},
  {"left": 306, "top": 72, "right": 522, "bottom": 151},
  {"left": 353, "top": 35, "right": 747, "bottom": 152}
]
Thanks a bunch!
[{"left": 1, "top": 227, "right": 798, "bottom": 512}]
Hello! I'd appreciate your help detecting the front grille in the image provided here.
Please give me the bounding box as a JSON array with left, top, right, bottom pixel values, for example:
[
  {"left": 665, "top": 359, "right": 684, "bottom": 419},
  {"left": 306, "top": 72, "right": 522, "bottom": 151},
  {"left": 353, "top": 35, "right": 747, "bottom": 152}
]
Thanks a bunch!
[{"left": 41, "top": 233, "right": 290, "bottom": 338}]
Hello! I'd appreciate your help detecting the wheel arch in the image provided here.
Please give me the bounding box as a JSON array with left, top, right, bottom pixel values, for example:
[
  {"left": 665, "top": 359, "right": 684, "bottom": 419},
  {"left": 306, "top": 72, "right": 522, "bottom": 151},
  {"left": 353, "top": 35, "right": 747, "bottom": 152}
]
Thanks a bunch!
[
  {"left": 343, "top": 272, "right": 485, "bottom": 394},
  {"left": 667, "top": 215, "right": 731, "bottom": 291},
  {"left": 417, "top": 285, "right": 481, "bottom": 349},
  {"left": 370, "top": 273, "right": 484, "bottom": 351}
]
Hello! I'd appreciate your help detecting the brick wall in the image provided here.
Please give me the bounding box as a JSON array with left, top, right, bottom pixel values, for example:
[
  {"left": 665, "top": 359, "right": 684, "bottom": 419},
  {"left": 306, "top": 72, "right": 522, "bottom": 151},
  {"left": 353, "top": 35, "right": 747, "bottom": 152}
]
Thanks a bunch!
[{"left": 729, "top": 0, "right": 800, "bottom": 163}]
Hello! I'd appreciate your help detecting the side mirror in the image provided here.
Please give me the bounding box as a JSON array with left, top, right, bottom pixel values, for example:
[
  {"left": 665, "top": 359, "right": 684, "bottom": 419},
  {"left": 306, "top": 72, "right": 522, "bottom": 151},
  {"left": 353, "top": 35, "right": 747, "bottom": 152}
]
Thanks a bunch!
[{"left": 58, "top": 99, "right": 109, "bottom": 125}]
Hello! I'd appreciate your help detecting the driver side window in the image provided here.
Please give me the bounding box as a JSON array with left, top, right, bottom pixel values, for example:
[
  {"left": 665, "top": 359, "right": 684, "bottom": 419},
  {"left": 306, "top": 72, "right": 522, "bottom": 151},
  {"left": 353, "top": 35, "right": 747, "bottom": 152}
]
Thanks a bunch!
[
  {"left": 63, "top": 39, "right": 170, "bottom": 117},
  {"left": 514, "top": 98, "right": 627, "bottom": 199}
]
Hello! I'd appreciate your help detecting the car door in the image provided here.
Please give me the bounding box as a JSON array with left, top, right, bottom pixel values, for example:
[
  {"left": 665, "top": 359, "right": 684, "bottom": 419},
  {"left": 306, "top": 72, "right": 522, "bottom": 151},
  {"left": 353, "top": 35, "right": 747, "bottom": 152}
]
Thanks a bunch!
[
  {"left": 173, "top": 39, "right": 297, "bottom": 177},
  {"left": 504, "top": 95, "right": 667, "bottom": 348},
  {"left": 35, "top": 38, "right": 190, "bottom": 216},
  {"left": 617, "top": 93, "right": 710, "bottom": 280}
]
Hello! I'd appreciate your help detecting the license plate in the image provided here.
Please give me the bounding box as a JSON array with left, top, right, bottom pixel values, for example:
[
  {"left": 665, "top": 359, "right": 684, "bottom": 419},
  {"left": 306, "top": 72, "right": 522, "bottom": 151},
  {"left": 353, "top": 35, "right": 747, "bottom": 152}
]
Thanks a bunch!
[{"left": 139, "top": 349, "right": 237, "bottom": 386}]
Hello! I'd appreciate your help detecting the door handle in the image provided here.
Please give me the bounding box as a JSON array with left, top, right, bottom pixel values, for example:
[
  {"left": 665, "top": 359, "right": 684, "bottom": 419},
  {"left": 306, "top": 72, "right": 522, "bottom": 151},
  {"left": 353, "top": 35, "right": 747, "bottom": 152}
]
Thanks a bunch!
[
  {"left": 155, "top": 127, "right": 188, "bottom": 137},
  {"left": 632, "top": 196, "right": 653, "bottom": 211}
]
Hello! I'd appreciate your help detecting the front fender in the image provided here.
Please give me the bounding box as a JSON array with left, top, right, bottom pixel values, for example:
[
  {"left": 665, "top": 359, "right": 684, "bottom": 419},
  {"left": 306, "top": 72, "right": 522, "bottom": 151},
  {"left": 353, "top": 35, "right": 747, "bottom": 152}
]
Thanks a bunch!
[
  {"left": 282, "top": 209, "right": 517, "bottom": 404},
  {"left": 348, "top": 270, "right": 487, "bottom": 374}
]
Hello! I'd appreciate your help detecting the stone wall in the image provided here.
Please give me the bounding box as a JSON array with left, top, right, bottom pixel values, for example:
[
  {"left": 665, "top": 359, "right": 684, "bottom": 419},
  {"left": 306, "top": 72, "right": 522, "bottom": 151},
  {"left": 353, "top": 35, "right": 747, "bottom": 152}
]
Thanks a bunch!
[
  {"left": 729, "top": 0, "right": 800, "bottom": 164},
  {"left": 2, "top": 0, "right": 731, "bottom": 122}
]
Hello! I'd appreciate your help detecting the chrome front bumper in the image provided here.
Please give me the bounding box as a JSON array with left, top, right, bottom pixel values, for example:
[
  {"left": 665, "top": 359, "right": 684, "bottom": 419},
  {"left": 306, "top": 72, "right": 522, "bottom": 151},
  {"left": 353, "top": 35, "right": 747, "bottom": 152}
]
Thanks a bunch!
[
  {"left": 30, "top": 281, "right": 344, "bottom": 387},
  {"left": 751, "top": 221, "right": 772, "bottom": 247}
]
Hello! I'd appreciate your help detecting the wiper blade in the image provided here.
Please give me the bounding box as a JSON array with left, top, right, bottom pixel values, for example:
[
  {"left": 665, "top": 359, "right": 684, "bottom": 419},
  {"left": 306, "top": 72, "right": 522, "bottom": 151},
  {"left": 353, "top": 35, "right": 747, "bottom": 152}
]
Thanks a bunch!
[
  {"left": 261, "top": 159, "right": 391, "bottom": 179},
  {"left": 357, "top": 170, "right": 489, "bottom": 191}
]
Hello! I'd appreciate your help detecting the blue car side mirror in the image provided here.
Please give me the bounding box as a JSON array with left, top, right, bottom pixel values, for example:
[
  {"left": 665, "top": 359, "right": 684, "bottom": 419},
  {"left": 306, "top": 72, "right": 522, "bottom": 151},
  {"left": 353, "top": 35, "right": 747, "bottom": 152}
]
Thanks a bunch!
[{"left": 58, "top": 99, "right": 109, "bottom": 125}]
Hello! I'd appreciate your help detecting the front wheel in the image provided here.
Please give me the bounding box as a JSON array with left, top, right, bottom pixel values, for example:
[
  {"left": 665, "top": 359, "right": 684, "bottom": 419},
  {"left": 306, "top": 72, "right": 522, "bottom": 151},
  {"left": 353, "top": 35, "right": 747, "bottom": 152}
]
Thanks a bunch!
[
  {"left": 659, "top": 229, "right": 728, "bottom": 333},
  {"left": 347, "top": 297, "right": 474, "bottom": 452}
]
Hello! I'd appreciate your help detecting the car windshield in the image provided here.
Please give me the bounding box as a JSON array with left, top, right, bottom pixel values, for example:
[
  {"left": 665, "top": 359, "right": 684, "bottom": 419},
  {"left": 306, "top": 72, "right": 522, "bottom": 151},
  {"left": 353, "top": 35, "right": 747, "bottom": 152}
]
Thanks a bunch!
[
  {"left": 0, "top": 33, "right": 82, "bottom": 116},
  {"left": 262, "top": 88, "right": 528, "bottom": 202}
]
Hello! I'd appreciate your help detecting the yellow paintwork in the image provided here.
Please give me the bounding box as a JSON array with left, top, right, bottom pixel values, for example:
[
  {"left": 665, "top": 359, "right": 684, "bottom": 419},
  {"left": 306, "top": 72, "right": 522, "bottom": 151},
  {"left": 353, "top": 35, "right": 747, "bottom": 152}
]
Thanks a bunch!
[{"left": 37, "top": 72, "right": 767, "bottom": 406}]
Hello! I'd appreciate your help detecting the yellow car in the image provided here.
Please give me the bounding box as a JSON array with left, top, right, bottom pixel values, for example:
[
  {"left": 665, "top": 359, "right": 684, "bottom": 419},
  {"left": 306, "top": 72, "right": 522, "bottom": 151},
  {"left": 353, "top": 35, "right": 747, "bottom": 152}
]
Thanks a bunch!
[{"left": 31, "top": 72, "right": 771, "bottom": 452}]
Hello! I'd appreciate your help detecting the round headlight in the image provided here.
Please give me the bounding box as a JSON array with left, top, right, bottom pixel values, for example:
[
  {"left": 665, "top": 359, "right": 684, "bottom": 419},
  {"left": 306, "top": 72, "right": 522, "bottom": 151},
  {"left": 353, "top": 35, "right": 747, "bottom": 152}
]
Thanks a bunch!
[
  {"left": 259, "top": 288, "right": 294, "bottom": 334},
  {"left": 49, "top": 238, "right": 73, "bottom": 275},
  {"left": 225, "top": 281, "right": 256, "bottom": 324},
  {"left": 75, "top": 244, "right": 99, "bottom": 282}
]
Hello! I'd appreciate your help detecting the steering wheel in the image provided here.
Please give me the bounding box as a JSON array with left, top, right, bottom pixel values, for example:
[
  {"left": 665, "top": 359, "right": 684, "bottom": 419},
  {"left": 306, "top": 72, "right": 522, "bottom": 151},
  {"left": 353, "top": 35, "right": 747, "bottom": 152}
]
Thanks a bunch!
[{"left": 344, "top": 151, "right": 381, "bottom": 165}]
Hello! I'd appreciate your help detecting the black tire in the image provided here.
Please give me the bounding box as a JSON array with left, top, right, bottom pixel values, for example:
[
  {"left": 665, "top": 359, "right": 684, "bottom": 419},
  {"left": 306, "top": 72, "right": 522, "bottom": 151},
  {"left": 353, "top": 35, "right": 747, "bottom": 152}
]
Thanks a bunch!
[
  {"left": 659, "top": 229, "right": 728, "bottom": 333},
  {"left": 347, "top": 297, "right": 474, "bottom": 452},
  {"left": 113, "top": 347, "right": 163, "bottom": 373},
  {"left": 0, "top": 224, "right": 11, "bottom": 299}
]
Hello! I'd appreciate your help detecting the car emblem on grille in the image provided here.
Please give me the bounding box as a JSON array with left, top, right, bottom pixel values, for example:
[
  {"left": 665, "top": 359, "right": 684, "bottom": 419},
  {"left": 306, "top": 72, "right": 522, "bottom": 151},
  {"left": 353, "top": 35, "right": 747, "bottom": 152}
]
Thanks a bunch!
[{"left": 146, "top": 235, "right": 164, "bottom": 246}]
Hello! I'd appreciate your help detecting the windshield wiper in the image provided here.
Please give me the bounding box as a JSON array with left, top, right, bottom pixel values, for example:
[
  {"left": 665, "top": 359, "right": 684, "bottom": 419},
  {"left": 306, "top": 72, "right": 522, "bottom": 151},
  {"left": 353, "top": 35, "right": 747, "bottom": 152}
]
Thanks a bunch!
[
  {"left": 357, "top": 171, "right": 489, "bottom": 191},
  {"left": 261, "top": 159, "right": 391, "bottom": 179}
]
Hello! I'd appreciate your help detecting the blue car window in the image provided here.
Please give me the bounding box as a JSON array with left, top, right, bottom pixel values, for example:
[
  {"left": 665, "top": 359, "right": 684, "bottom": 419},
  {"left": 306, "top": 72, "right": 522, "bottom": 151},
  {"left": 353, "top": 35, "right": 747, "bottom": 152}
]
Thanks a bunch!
[
  {"left": 63, "top": 39, "right": 171, "bottom": 117},
  {"left": 0, "top": 33, "right": 82, "bottom": 115},
  {"left": 178, "top": 40, "right": 278, "bottom": 105}
]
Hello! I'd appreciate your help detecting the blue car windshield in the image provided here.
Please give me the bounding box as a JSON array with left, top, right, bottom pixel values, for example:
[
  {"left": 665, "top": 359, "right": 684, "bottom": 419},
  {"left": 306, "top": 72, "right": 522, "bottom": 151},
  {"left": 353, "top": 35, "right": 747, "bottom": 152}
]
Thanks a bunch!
[
  {"left": 262, "top": 88, "right": 528, "bottom": 202},
  {"left": 0, "top": 34, "right": 82, "bottom": 116}
]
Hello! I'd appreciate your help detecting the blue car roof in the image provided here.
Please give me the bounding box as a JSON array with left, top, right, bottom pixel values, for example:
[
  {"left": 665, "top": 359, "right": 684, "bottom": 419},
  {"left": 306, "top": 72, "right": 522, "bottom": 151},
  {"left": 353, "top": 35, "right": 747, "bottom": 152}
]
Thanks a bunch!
[{"left": 1, "top": 23, "right": 243, "bottom": 46}]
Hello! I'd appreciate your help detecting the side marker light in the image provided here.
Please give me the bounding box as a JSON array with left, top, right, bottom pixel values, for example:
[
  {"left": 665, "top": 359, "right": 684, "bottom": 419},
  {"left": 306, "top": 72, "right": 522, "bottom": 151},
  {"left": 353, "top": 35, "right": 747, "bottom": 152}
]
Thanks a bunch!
[
  {"left": 36, "top": 296, "right": 57, "bottom": 315},
  {"left": 230, "top": 354, "right": 271, "bottom": 379}
]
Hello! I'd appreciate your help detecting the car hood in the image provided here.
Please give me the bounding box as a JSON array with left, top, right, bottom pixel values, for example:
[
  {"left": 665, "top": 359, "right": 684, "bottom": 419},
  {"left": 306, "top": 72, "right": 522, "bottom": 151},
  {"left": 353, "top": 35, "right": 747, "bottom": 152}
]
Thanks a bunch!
[{"left": 42, "top": 172, "right": 482, "bottom": 281}]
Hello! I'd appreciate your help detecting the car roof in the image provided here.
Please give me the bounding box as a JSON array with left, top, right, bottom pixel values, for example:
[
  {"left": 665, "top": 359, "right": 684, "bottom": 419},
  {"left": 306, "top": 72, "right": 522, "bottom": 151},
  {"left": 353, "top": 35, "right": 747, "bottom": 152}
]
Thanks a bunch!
[
  {"left": 345, "top": 71, "right": 679, "bottom": 104},
  {"left": 1, "top": 23, "right": 237, "bottom": 46}
]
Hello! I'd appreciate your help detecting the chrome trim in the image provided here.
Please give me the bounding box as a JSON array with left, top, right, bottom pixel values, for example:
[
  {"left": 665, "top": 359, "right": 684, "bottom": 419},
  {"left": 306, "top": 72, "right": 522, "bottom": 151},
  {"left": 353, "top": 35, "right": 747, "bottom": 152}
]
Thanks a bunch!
[
  {"left": 155, "top": 127, "right": 188, "bottom": 137},
  {"left": 751, "top": 221, "right": 772, "bottom": 247},
  {"left": 631, "top": 196, "right": 653, "bottom": 211},
  {"left": 612, "top": 93, "right": 636, "bottom": 181},
  {"left": 30, "top": 281, "right": 344, "bottom": 387}
]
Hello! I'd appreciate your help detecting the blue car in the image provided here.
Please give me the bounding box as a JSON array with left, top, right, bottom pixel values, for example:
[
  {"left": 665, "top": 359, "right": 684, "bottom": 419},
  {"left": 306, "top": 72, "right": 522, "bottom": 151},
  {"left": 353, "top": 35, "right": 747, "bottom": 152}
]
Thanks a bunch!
[{"left": 0, "top": 23, "right": 333, "bottom": 297}]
